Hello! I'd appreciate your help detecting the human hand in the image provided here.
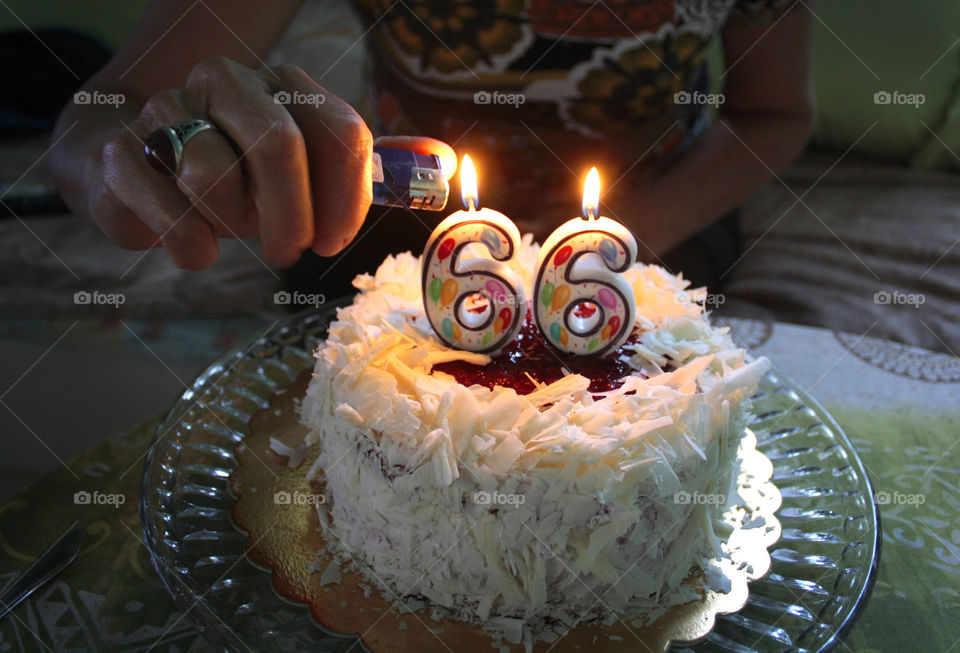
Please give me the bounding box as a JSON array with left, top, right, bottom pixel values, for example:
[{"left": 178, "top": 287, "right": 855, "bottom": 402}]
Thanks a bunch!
[{"left": 76, "top": 57, "right": 454, "bottom": 269}]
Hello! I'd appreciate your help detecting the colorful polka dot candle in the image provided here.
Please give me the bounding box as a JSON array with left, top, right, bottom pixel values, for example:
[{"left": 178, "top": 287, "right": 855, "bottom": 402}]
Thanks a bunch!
[
  {"left": 533, "top": 168, "right": 638, "bottom": 357},
  {"left": 421, "top": 155, "right": 526, "bottom": 353}
]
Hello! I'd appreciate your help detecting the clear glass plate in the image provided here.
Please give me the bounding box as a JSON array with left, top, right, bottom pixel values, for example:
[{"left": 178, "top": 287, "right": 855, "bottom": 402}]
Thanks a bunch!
[{"left": 140, "top": 303, "right": 880, "bottom": 652}]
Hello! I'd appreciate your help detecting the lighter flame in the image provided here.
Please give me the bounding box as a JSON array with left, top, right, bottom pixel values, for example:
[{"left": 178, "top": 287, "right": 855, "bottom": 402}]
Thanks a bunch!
[
  {"left": 460, "top": 154, "right": 478, "bottom": 210},
  {"left": 582, "top": 167, "right": 600, "bottom": 220}
]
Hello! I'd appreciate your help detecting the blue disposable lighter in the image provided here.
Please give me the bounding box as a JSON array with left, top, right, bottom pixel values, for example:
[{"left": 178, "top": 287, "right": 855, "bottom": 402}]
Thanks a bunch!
[{"left": 371, "top": 145, "right": 449, "bottom": 211}]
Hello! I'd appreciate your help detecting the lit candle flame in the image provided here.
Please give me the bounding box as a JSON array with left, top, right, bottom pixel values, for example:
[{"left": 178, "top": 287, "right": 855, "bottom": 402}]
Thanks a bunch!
[
  {"left": 582, "top": 167, "right": 600, "bottom": 220},
  {"left": 460, "top": 154, "right": 478, "bottom": 211}
]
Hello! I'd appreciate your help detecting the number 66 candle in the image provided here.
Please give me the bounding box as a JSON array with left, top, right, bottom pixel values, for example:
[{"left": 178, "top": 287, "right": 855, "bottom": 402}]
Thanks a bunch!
[
  {"left": 421, "top": 155, "right": 526, "bottom": 353},
  {"left": 533, "top": 168, "right": 638, "bottom": 357}
]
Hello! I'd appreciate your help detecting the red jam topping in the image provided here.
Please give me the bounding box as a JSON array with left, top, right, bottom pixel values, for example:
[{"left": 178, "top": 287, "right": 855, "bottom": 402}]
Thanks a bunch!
[{"left": 433, "top": 310, "right": 640, "bottom": 394}]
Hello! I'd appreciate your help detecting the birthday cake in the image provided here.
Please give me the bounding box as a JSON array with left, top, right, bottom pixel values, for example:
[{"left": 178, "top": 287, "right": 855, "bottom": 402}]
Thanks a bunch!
[{"left": 299, "top": 236, "right": 770, "bottom": 647}]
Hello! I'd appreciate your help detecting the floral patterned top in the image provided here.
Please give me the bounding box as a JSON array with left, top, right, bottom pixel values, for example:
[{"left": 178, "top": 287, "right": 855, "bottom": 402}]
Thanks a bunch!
[{"left": 353, "top": 0, "right": 794, "bottom": 214}]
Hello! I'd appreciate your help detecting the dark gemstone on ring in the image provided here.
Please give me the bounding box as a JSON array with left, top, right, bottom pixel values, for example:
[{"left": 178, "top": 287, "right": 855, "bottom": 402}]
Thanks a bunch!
[{"left": 144, "top": 129, "right": 178, "bottom": 176}]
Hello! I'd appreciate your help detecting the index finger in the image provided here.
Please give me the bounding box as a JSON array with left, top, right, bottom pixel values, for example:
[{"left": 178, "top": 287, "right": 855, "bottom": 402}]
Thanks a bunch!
[{"left": 186, "top": 57, "right": 314, "bottom": 267}]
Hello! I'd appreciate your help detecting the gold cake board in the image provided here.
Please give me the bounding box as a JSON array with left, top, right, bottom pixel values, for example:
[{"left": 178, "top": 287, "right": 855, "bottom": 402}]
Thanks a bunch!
[{"left": 230, "top": 371, "right": 782, "bottom": 652}]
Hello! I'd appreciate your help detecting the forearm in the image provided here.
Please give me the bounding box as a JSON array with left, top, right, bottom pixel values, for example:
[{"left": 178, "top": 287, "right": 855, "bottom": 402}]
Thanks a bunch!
[
  {"left": 621, "top": 107, "right": 813, "bottom": 256},
  {"left": 612, "top": 1, "right": 814, "bottom": 257}
]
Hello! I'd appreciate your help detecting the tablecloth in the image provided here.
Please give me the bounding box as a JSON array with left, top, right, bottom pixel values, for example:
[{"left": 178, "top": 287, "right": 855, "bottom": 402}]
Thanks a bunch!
[{"left": 1, "top": 317, "right": 958, "bottom": 652}]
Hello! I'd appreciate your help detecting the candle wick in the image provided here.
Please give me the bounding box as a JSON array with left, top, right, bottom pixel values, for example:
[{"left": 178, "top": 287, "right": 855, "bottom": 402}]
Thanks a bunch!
[{"left": 467, "top": 197, "right": 477, "bottom": 211}]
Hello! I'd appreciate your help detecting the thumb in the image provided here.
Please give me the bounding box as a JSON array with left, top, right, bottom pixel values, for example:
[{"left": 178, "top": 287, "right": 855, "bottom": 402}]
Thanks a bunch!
[{"left": 374, "top": 135, "right": 458, "bottom": 181}]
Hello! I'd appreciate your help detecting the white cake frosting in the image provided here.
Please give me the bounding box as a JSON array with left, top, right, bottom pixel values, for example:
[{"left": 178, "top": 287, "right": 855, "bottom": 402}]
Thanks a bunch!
[{"left": 299, "top": 236, "right": 770, "bottom": 647}]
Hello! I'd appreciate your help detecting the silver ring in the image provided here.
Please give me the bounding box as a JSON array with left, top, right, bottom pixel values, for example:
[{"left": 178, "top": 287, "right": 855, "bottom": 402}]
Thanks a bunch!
[{"left": 144, "top": 119, "right": 219, "bottom": 176}]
